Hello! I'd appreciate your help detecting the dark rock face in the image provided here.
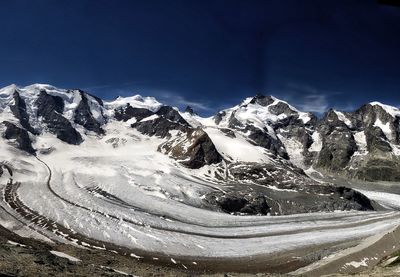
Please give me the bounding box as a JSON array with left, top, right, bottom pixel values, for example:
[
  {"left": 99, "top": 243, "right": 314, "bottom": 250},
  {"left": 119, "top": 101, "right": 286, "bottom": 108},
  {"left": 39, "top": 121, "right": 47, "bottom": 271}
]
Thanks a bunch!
[
  {"left": 273, "top": 116, "right": 305, "bottom": 129},
  {"left": 318, "top": 110, "right": 349, "bottom": 132},
  {"left": 355, "top": 104, "right": 394, "bottom": 129},
  {"left": 226, "top": 112, "right": 245, "bottom": 129},
  {"left": 160, "top": 128, "right": 222, "bottom": 169},
  {"left": 132, "top": 106, "right": 190, "bottom": 138},
  {"left": 181, "top": 129, "right": 222, "bottom": 168},
  {"left": 217, "top": 195, "right": 247, "bottom": 213},
  {"left": 317, "top": 131, "right": 357, "bottom": 171},
  {"left": 246, "top": 125, "right": 289, "bottom": 159},
  {"left": 354, "top": 159, "right": 400, "bottom": 182},
  {"left": 156, "top": 106, "right": 188, "bottom": 125},
  {"left": 213, "top": 111, "right": 226, "bottom": 125},
  {"left": 0, "top": 164, "right": 12, "bottom": 177},
  {"left": 354, "top": 103, "right": 400, "bottom": 144},
  {"left": 268, "top": 101, "right": 297, "bottom": 117},
  {"left": 315, "top": 111, "right": 357, "bottom": 171},
  {"left": 365, "top": 126, "right": 392, "bottom": 153},
  {"left": 114, "top": 104, "right": 154, "bottom": 122},
  {"left": 184, "top": 106, "right": 195, "bottom": 115},
  {"left": 129, "top": 105, "right": 223, "bottom": 168},
  {"left": 308, "top": 105, "right": 400, "bottom": 181},
  {"left": 294, "top": 128, "right": 313, "bottom": 150},
  {"left": 220, "top": 128, "right": 236, "bottom": 138},
  {"left": 248, "top": 94, "right": 275, "bottom": 106},
  {"left": 337, "top": 186, "right": 374, "bottom": 211},
  {"left": 393, "top": 117, "right": 400, "bottom": 144},
  {"left": 36, "top": 91, "right": 65, "bottom": 115},
  {"left": 35, "top": 91, "right": 83, "bottom": 145},
  {"left": 216, "top": 194, "right": 270, "bottom": 215},
  {"left": 2, "top": 121, "right": 35, "bottom": 154},
  {"left": 133, "top": 117, "right": 189, "bottom": 138},
  {"left": 73, "top": 91, "right": 104, "bottom": 135},
  {"left": 9, "top": 91, "right": 37, "bottom": 134}
]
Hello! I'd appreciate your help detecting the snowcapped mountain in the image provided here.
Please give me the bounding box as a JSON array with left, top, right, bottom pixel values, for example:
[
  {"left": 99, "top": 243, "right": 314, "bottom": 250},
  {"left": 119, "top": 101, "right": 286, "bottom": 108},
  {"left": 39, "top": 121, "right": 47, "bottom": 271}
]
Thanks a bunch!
[
  {"left": 4, "top": 84, "right": 400, "bottom": 274},
  {"left": 312, "top": 102, "right": 400, "bottom": 181},
  {"left": 182, "top": 94, "right": 400, "bottom": 183},
  {"left": 0, "top": 83, "right": 392, "bottom": 217}
]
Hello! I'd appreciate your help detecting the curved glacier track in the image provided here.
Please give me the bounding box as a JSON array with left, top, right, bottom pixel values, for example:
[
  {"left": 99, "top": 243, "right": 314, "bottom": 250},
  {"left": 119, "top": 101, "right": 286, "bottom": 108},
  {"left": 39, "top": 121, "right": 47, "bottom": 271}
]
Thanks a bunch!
[{"left": 2, "top": 158, "right": 400, "bottom": 274}]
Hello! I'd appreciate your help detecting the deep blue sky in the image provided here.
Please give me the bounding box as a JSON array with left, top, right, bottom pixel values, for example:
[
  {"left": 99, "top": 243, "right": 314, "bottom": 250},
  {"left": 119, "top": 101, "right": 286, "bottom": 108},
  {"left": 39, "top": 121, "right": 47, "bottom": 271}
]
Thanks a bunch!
[{"left": 0, "top": 0, "right": 399, "bottom": 115}]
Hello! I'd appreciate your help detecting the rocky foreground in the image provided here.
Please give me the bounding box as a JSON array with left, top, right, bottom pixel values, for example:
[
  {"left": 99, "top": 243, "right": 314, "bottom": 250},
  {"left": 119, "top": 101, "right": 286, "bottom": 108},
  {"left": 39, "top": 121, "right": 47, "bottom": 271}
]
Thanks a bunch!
[{"left": 2, "top": 224, "right": 400, "bottom": 277}]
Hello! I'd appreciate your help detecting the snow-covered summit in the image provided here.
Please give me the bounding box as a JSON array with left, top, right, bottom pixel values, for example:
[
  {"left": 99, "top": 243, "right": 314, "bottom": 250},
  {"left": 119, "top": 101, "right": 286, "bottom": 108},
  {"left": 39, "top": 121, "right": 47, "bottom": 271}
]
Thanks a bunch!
[
  {"left": 369, "top": 101, "right": 400, "bottom": 117},
  {"left": 105, "top": 95, "right": 162, "bottom": 112},
  {"left": 210, "top": 94, "right": 313, "bottom": 130}
]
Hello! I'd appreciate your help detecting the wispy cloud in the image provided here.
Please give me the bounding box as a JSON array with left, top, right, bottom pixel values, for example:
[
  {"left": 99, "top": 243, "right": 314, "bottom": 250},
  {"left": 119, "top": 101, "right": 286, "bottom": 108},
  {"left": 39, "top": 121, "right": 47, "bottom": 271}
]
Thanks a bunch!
[
  {"left": 81, "top": 83, "right": 212, "bottom": 112},
  {"left": 293, "top": 94, "right": 329, "bottom": 113},
  {"left": 82, "top": 81, "right": 140, "bottom": 91},
  {"left": 151, "top": 90, "right": 211, "bottom": 111},
  {"left": 279, "top": 83, "right": 344, "bottom": 114},
  {"left": 333, "top": 102, "right": 355, "bottom": 112}
]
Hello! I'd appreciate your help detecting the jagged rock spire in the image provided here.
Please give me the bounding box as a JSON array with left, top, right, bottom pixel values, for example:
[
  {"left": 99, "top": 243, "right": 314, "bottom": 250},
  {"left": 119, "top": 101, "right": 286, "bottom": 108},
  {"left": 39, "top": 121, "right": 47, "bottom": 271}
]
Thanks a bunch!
[{"left": 184, "top": 105, "right": 195, "bottom": 115}]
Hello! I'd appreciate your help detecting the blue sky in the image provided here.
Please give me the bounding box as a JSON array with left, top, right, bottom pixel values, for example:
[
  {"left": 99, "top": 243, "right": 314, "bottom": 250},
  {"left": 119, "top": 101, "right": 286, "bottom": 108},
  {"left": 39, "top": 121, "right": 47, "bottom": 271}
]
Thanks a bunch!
[{"left": 0, "top": 0, "right": 399, "bottom": 115}]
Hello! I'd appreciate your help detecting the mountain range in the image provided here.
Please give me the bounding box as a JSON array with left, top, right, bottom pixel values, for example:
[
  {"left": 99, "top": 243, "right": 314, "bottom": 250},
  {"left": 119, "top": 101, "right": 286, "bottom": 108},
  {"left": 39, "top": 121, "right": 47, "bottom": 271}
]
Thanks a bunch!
[
  {"left": 2, "top": 84, "right": 400, "bottom": 216},
  {"left": 3, "top": 83, "right": 400, "bottom": 275}
]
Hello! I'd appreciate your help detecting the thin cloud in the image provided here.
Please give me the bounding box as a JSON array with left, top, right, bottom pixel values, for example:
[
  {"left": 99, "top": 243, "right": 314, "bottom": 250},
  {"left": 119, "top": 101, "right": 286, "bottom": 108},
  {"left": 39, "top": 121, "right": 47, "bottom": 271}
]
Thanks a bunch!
[
  {"left": 82, "top": 81, "right": 141, "bottom": 91},
  {"left": 280, "top": 83, "right": 344, "bottom": 114},
  {"left": 333, "top": 102, "right": 356, "bottom": 112},
  {"left": 293, "top": 94, "right": 329, "bottom": 113},
  {"left": 82, "top": 84, "right": 211, "bottom": 112},
  {"left": 155, "top": 91, "right": 211, "bottom": 111}
]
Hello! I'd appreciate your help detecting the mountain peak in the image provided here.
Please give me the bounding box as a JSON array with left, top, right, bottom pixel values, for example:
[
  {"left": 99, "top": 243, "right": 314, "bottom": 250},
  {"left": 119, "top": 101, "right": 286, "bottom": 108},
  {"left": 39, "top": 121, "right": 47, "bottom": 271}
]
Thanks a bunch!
[
  {"left": 22, "top": 83, "right": 63, "bottom": 92},
  {"left": 248, "top": 94, "right": 276, "bottom": 106},
  {"left": 105, "top": 94, "right": 162, "bottom": 112},
  {"left": 184, "top": 105, "right": 196, "bottom": 115},
  {"left": 368, "top": 101, "right": 400, "bottom": 116},
  {"left": 0, "top": 84, "right": 17, "bottom": 96}
]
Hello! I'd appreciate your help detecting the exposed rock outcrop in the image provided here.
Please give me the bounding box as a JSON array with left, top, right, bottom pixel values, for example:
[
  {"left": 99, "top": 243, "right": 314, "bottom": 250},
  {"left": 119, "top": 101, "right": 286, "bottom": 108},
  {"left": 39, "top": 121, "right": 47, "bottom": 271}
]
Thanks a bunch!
[
  {"left": 213, "top": 194, "right": 270, "bottom": 215},
  {"left": 9, "top": 91, "right": 37, "bottom": 134},
  {"left": 114, "top": 104, "right": 154, "bottom": 122},
  {"left": 73, "top": 91, "right": 104, "bottom": 135},
  {"left": 159, "top": 128, "right": 222, "bottom": 169},
  {"left": 184, "top": 106, "right": 195, "bottom": 115},
  {"left": 2, "top": 121, "right": 35, "bottom": 154},
  {"left": 365, "top": 126, "right": 392, "bottom": 153},
  {"left": 35, "top": 91, "right": 83, "bottom": 145},
  {"left": 132, "top": 106, "right": 190, "bottom": 138}
]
